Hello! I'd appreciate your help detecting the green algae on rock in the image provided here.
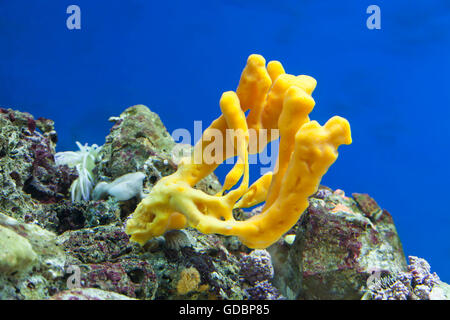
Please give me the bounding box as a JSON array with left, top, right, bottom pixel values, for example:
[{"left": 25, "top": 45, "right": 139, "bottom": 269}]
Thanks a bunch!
[{"left": 34, "top": 198, "right": 121, "bottom": 234}]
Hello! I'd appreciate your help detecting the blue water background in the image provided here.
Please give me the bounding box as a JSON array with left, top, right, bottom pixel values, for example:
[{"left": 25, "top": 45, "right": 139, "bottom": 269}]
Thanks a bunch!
[{"left": 1, "top": 1, "right": 449, "bottom": 280}]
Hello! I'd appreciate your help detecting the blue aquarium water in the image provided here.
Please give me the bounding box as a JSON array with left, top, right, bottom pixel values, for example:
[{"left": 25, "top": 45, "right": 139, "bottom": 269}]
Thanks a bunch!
[{"left": 1, "top": 0, "right": 449, "bottom": 282}]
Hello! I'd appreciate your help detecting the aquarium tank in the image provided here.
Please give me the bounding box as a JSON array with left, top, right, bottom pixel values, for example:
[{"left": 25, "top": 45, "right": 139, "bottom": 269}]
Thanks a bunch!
[{"left": 0, "top": 0, "right": 449, "bottom": 304}]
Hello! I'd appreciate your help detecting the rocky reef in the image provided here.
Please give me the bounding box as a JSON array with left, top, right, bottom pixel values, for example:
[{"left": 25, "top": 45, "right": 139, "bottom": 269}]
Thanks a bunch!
[{"left": 0, "top": 106, "right": 447, "bottom": 300}]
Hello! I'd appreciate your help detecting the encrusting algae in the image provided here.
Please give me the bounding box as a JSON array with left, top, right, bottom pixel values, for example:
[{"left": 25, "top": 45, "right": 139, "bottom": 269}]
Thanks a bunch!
[{"left": 125, "top": 54, "right": 352, "bottom": 248}]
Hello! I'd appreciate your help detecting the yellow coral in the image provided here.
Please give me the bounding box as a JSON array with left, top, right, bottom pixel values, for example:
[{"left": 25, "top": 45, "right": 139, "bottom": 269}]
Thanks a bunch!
[{"left": 125, "top": 54, "right": 352, "bottom": 248}]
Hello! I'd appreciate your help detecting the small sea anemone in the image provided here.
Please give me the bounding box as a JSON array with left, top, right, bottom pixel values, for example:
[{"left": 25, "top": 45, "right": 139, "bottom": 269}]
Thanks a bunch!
[
  {"left": 55, "top": 141, "right": 102, "bottom": 202},
  {"left": 244, "top": 280, "right": 284, "bottom": 300}
]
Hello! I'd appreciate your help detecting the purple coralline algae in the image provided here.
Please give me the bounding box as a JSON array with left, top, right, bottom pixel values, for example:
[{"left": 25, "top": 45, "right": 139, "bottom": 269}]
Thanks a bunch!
[
  {"left": 239, "top": 250, "right": 284, "bottom": 300},
  {"left": 95, "top": 104, "right": 177, "bottom": 181},
  {"left": 0, "top": 108, "right": 75, "bottom": 219},
  {"left": 239, "top": 250, "right": 274, "bottom": 284},
  {"left": 244, "top": 280, "right": 284, "bottom": 300}
]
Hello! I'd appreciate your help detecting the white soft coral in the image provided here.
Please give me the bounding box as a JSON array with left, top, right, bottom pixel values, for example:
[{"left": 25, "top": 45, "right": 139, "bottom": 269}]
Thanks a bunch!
[{"left": 55, "top": 141, "right": 102, "bottom": 202}]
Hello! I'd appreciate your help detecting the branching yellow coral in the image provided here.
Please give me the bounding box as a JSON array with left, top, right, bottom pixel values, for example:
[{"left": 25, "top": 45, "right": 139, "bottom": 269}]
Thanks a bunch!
[{"left": 125, "top": 54, "right": 352, "bottom": 248}]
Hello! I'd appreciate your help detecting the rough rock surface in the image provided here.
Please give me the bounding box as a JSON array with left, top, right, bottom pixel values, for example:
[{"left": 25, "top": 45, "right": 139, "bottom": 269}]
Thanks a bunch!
[
  {"left": 0, "top": 106, "right": 245, "bottom": 301},
  {"left": 363, "top": 255, "right": 446, "bottom": 300},
  {"left": 31, "top": 198, "right": 121, "bottom": 234},
  {"left": 94, "top": 104, "right": 221, "bottom": 196},
  {"left": 57, "top": 224, "right": 246, "bottom": 299},
  {"left": 0, "top": 224, "right": 37, "bottom": 275},
  {"left": 239, "top": 249, "right": 284, "bottom": 300},
  {"left": 50, "top": 287, "right": 136, "bottom": 300}
]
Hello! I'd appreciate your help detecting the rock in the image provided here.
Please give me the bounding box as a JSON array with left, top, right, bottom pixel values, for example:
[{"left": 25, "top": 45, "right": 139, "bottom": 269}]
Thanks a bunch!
[
  {"left": 0, "top": 108, "right": 76, "bottom": 220},
  {"left": 0, "top": 212, "right": 67, "bottom": 299},
  {"left": 0, "top": 106, "right": 419, "bottom": 301},
  {"left": 92, "top": 172, "right": 146, "bottom": 201},
  {"left": 56, "top": 224, "right": 139, "bottom": 264},
  {"left": 96, "top": 105, "right": 176, "bottom": 181},
  {"left": 50, "top": 288, "right": 137, "bottom": 300},
  {"left": 268, "top": 189, "right": 407, "bottom": 300},
  {"left": 362, "top": 255, "right": 447, "bottom": 300},
  {"left": 238, "top": 249, "right": 284, "bottom": 300},
  {"left": 56, "top": 224, "right": 246, "bottom": 300},
  {"left": 32, "top": 198, "right": 121, "bottom": 234}
]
